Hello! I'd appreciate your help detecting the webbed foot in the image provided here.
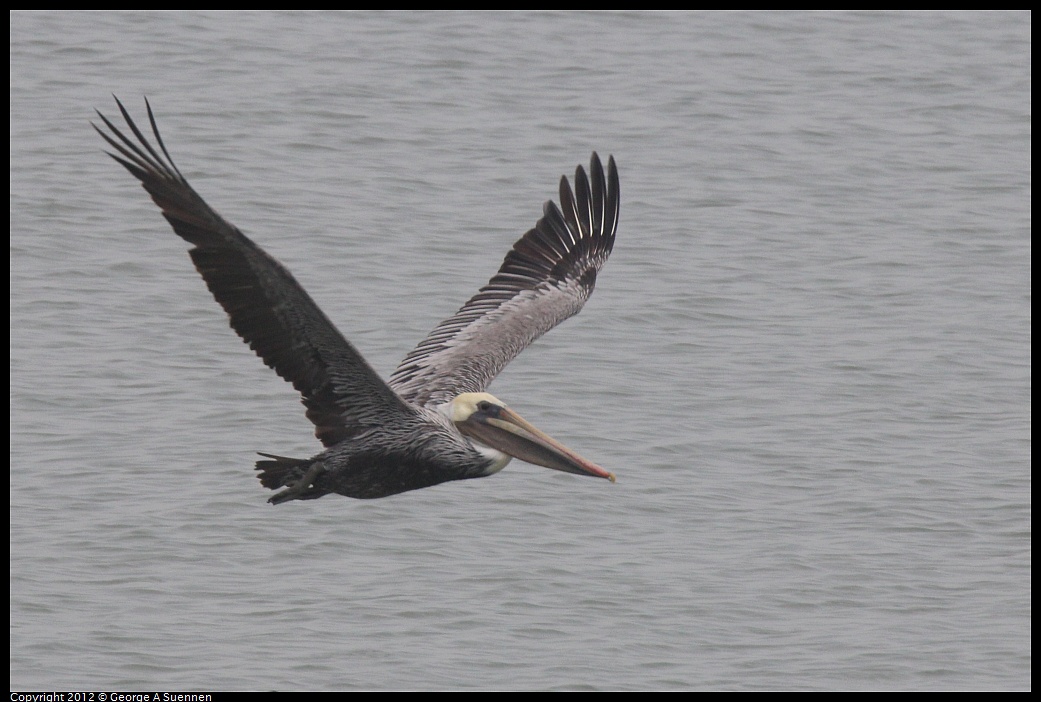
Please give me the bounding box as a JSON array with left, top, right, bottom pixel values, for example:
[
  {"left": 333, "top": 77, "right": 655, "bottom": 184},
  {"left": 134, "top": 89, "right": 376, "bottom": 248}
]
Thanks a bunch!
[{"left": 268, "top": 461, "right": 327, "bottom": 505}]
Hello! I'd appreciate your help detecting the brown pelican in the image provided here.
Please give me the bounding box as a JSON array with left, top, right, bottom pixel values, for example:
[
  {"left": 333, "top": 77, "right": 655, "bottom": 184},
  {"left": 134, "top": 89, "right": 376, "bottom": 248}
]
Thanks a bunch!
[{"left": 95, "top": 98, "right": 619, "bottom": 503}]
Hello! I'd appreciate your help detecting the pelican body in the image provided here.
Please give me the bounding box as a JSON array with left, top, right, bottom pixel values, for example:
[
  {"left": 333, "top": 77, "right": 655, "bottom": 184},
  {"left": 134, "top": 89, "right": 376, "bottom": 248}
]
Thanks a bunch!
[{"left": 96, "top": 98, "right": 619, "bottom": 503}]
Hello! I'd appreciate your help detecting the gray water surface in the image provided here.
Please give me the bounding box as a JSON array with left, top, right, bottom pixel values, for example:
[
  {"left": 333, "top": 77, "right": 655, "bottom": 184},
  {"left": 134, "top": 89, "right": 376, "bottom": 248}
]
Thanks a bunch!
[{"left": 10, "top": 11, "right": 1031, "bottom": 690}]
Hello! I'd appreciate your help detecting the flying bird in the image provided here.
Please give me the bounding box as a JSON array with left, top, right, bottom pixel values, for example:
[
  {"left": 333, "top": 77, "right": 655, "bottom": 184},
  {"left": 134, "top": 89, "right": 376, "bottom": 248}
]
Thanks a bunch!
[{"left": 95, "top": 98, "right": 619, "bottom": 503}]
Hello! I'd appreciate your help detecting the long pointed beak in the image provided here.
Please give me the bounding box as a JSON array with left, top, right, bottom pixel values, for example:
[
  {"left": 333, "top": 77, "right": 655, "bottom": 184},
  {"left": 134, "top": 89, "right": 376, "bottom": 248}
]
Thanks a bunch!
[{"left": 457, "top": 405, "right": 616, "bottom": 482}]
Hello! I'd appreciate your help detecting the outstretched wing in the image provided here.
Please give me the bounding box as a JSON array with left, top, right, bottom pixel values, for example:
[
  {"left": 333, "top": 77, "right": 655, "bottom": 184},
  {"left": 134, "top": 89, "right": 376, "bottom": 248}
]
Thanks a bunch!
[
  {"left": 389, "top": 153, "right": 619, "bottom": 407},
  {"left": 95, "top": 97, "right": 413, "bottom": 447}
]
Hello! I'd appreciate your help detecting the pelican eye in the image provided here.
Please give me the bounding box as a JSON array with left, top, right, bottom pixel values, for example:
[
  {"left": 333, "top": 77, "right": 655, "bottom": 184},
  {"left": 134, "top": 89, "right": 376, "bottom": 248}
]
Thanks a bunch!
[{"left": 477, "top": 401, "right": 495, "bottom": 412}]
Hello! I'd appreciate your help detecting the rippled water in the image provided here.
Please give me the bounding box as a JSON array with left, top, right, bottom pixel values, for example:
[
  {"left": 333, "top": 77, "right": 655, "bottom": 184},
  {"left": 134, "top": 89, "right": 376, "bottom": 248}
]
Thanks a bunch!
[{"left": 11, "top": 11, "right": 1030, "bottom": 690}]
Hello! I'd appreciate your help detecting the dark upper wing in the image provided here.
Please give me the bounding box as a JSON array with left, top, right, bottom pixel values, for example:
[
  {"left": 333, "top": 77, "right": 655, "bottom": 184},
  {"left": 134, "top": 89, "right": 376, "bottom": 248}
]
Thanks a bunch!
[
  {"left": 95, "top": 97, "right": 413, "bottom": 446},
  {"left": 389, "top": 153, "right": 619, "bottom": 407}
]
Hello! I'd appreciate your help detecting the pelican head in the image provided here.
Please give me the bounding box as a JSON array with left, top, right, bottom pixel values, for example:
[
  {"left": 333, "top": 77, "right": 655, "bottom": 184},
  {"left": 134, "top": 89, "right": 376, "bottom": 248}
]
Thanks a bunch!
[{"left": 446, "top": 392, "right": 616, "bottom": 482}]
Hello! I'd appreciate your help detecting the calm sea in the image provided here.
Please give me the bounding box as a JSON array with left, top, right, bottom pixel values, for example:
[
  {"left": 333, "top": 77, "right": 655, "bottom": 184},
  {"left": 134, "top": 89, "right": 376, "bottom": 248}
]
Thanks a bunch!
[{"left": 10, "top": 11, "right": 1030, "bottom": 690}]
